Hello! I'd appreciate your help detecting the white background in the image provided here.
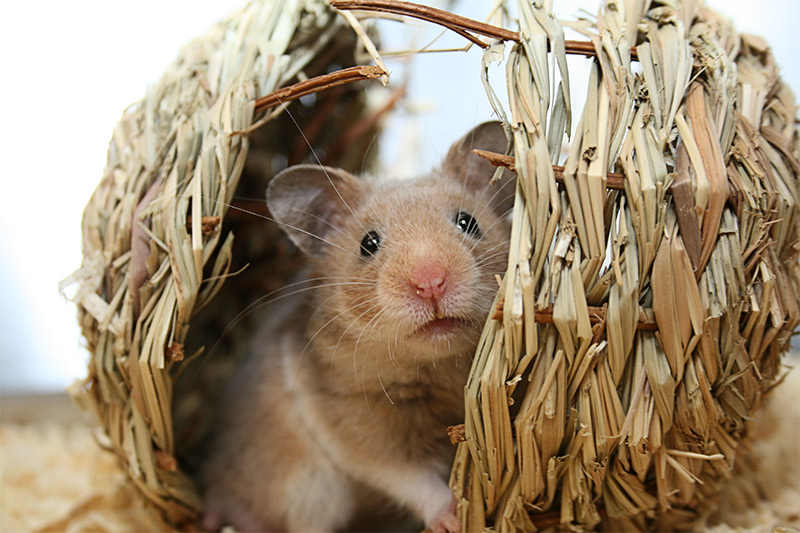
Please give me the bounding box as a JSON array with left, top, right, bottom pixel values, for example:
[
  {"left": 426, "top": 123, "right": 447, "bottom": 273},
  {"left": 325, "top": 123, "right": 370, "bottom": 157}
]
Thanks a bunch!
[{"left": 1, "top": 0, "right": 798, "bottom": 393}]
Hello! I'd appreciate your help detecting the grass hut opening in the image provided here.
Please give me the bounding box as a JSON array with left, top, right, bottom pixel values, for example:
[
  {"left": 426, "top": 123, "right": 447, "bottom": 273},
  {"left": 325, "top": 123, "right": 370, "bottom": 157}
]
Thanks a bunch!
[{"left": 68, "top": 0, "right": 799, "bottom": 530}]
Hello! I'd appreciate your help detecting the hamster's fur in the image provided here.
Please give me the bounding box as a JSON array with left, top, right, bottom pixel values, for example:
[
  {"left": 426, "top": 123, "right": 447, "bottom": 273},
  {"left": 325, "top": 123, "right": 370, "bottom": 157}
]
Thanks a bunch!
[{"left": 201, "top": 122, "right": 515, "bottom": 532}]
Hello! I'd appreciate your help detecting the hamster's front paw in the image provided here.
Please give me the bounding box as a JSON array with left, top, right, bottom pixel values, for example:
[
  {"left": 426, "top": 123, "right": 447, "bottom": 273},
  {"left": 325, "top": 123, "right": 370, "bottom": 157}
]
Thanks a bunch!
[{"left": 426, "top": 497, "right": 461, "bottom": 533}]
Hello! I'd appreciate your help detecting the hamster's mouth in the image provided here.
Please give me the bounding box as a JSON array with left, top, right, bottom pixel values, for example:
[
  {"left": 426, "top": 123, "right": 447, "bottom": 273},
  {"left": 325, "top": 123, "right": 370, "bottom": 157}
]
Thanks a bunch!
[{"left": 415, "top": 317, "right": 468, "bottom": 338}]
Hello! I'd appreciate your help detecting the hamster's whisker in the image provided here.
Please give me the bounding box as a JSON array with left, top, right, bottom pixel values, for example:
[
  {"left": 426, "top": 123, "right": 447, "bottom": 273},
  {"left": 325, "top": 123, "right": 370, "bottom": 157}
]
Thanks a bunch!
[
  {"left": 275, "top": 100, "right": 373, "bottom": 241},
  {"left": 349, "top": 305, "right": 390, "bottom": 419},
  {"left": 296, "top": 294, "right": 373, "bottom": 384},
  {"left": 327, "top": 298, "right": 382, "bottom": 372},
  {"left": 200, "top": 277, "right": 374, "bottom": 368},
  {"left": 293, "top": 208, "right": 367, "bottom": 254},
  {"left": 196, "top": 195, "right": 354, "bottom": 257},
  {"left": 389, "top": 319, "right": 406, "bottom": 370},
  {"left": 305, "top": 293, "right": 380, "bottom": 368},
  {"left": 282, "top": 207, "right": 367, "bottom": 260},
  {"left": 358, "top": 308, "right": 398, "bottom": 405},
  {"left": 376, "top": 368, "right": 394, "bottom": 406},
  {"left": 473, "top": 248, "right": 510, "bottom": 268},
  {"left": 359, "top": 130, "right": 382, "bottom": 176}
]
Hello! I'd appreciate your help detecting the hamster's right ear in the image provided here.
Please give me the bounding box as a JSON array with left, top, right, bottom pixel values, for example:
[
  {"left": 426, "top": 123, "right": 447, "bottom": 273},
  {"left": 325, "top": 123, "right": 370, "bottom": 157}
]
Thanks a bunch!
[
  {"left": 441, "top": 121, "right": 516, "bottom": 216},
  {"left": 267, "top": 164, "right": 365, "bottom": 258}
]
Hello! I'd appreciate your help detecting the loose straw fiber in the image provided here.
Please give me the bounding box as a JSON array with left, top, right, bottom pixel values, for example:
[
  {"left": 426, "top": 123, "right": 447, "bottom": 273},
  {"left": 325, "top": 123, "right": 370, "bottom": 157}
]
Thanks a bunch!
[{"left": 65, "top": 0, "right": 799, "bottom": 530}]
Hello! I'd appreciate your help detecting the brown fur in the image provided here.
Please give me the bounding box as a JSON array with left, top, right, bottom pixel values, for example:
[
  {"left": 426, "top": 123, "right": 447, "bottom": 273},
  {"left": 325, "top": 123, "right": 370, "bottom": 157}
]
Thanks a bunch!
[{"left": 201, "top": 122, "right": 515, "bottom": 532}]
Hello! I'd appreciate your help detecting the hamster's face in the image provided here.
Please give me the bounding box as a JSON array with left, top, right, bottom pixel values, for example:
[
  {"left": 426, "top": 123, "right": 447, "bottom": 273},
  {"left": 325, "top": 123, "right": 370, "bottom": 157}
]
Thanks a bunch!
[
  {"left": 314, "top": 175, "right": 509, "bottom": 361},
  {"left": 267, "top": 121, "right": 515, "bottom": 367}
]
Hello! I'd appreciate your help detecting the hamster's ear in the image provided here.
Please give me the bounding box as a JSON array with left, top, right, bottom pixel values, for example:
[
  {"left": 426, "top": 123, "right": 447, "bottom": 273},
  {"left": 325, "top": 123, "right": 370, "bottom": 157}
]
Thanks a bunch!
[
  {"left": 267, "top": 164, "right": 365, "bottom": 258},
  {"left": 442, "top": 121, "right": 516, "bottom": 216}
]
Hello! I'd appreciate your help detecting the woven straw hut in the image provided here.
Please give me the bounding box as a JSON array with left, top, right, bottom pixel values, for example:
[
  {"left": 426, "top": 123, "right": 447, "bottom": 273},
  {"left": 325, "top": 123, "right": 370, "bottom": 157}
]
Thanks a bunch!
[{"left": 67, "top": 0, "right": 799, "bottom": 530}]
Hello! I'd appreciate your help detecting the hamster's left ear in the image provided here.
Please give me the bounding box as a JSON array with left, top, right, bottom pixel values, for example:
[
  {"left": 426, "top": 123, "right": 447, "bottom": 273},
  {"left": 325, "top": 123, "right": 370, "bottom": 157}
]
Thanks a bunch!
[
  {"left": 267, "top": 164, "right": 365, "bottom": 259},
  {"left": 442, "top": 121, "right": 516, "bottom": 216}
]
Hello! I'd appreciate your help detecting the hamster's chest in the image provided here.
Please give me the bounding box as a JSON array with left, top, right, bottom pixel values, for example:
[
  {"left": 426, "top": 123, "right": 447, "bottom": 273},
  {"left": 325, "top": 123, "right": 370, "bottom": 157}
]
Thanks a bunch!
[
  {"left": 385, "top": 381, "right": 435, "bottom": 402},
  {"left": 307, "top": 384, "right": 464, "bottom": 459}
]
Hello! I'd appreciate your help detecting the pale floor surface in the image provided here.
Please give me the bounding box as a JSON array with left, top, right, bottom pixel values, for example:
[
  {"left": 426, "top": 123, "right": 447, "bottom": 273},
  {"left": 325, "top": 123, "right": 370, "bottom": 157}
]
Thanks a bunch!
[{"left": 1, "top": 362, "right": 798, "bottom": 532}]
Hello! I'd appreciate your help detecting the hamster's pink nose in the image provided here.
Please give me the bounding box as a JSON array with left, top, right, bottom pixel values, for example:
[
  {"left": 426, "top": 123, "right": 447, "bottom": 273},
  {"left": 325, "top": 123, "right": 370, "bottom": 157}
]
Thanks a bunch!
[{"left": 410, "top": 261, "right": 448, "bottom": 300}]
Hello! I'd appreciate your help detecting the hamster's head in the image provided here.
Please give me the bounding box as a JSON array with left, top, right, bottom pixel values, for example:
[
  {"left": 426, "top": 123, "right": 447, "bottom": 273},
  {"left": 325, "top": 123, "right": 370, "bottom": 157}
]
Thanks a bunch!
[{"left": 267, "top": 122, "right": 515, "bottom": 363}]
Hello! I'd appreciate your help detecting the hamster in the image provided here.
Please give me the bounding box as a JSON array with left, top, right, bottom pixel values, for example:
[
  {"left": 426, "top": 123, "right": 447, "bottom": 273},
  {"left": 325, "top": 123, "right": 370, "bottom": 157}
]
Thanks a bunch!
[{"left": 201, "top": 121, "right": 515, "bottom": 533}]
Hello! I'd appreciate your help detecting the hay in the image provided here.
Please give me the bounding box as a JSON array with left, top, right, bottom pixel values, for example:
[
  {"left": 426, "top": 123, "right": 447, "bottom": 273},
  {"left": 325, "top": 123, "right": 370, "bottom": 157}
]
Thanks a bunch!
[
  {"left": 65, "top": 0, "right": 799, "bottom": 530},
  {"left": 440, "top": 2, "right": 800, "bottom": 530},
  {"left": 64, "top": 0, "right": 384, "bottom": 525}
]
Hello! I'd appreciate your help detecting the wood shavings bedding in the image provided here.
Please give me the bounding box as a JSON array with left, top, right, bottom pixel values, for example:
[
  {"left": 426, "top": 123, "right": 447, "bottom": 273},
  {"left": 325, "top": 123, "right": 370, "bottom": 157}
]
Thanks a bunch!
[
  {"left": 703, "top": 357, "right": 800, "bottom": 532},
  {"left": 0, "top": 421, "right": 169, "bottom": 532}
]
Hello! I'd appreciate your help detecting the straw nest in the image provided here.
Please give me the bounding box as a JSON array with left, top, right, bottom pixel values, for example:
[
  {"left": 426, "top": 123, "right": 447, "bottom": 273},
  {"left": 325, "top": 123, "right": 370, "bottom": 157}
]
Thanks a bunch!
[{"left": 66, "top": 0, "right": 799, "bottom": 530}]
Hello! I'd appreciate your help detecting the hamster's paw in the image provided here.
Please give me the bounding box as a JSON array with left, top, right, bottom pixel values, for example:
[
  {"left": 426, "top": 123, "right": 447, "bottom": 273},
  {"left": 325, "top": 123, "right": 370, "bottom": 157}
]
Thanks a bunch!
[
  {"left": 201, "top": 494, "right": 265, "bottom": 532},
  {"left": 200, "top": 507, "right": 221, "bottom": 532},
  {"left": 426, "top": 498, "right": 461, "bottom": 533}
]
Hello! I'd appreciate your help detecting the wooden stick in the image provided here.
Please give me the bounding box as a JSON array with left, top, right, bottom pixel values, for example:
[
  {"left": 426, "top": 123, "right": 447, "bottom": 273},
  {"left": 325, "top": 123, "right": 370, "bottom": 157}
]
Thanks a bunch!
[
  {"left": 473, "top": 149, "right": 628, "bottom": 190},
  {"left": 474, "top": 148, "right": 736, "bottom": 204},
  {"left": 254, "top": 65, "right": 387, "bottom": 113},
  {"left": 493, "top": 301, "right": 658, "bottom": 330},
  {"left": 329, "top": 0, "right": 637, "bottom": 59},
  {"left": 329, "top": 0, "right": 519, "bottom": 45}
]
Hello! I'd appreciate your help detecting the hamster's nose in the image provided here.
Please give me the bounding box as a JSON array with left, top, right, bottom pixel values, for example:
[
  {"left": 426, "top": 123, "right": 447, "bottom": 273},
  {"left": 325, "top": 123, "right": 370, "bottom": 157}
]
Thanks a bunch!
[{"left": 410, "top": 261, "right": 448, "bottom": 300}]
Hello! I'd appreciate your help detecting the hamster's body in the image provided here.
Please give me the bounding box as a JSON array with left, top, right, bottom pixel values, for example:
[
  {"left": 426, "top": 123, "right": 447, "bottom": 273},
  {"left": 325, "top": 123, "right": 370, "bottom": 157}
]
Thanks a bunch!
[{"left": 201, "top": 122, "right": 515, "bottom": 532}]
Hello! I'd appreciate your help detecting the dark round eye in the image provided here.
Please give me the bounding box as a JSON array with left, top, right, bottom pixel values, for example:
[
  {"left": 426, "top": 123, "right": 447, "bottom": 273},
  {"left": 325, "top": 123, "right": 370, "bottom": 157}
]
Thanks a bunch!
[
  {"left": 455, "top": 211, "right": 481, "bottom": 237},
  {"left": 360, "top": 230, "right": 381, "bottom": 257}
]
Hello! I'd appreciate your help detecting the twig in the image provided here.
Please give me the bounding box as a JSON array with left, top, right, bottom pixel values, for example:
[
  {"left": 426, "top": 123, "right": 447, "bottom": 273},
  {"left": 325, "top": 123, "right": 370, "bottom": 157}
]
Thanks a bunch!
[
  {"left": 493, "top": 301, "right": 658, "bottom": 330},
  {"left": 253, "top": 65, "right": 387, "bottom": 113},
  {"left": 474, "top": 148, "right": 736, "bottom": 203},
  {"left": 329, "top": 0, "right": 638, "bottom": 59},
  {"left": 474, "top": 149, "right": 627, "bottom": 190},
  {"left": 329, "top": 0, "right": 519, "bottom": 47}
]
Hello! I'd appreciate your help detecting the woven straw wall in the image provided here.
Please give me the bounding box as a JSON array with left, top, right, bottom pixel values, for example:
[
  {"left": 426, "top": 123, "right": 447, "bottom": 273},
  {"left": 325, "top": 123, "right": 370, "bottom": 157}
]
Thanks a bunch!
[
  {"left": 448, "top": 1, "right": 799, "bottom": 530},
  {"left": 68, "top": 0, "right": 378, "bottom": 524}
]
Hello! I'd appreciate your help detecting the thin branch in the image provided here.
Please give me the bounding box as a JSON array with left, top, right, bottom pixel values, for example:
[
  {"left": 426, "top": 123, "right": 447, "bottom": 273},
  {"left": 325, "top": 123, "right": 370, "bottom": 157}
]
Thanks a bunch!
[
  {"left": 329, "top": 0, "right": 519, "bottom": 46},
  {"left": 329, "top": 0, "right": 638, "bottom": 59},
  {"left": 473, "top": 149, "right": 628, "bottom": 190},
  {"left": 474, "top": 148, "right": 736, "bottom": 203},
  {"left": 253, "top": 65, "right": 387, "bottom": 113},
  {"left": 493, "top": 301, "right": 659, "bottom": 331}
]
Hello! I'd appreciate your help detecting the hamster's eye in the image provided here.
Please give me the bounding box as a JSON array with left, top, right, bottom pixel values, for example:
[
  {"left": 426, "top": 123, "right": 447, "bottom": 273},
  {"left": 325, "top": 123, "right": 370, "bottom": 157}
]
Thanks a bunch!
[
  {"left": 455, "top": 211, "right": 481, "bottom": 237},
  {"left": 360, "top": 230, "right": 381, "bottom": 257}
]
